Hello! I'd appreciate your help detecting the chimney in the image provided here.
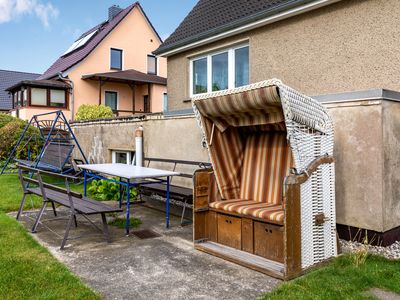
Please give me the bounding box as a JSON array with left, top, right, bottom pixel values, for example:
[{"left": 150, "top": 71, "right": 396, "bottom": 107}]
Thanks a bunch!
[{"left": 108, "top": 5, "right": 123, "bottom": 21}]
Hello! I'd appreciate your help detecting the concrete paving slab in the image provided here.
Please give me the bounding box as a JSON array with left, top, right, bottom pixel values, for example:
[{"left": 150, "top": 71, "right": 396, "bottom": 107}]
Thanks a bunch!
[
  {"left": 367, "top": 288, "right": 400, "bottom": 300},
  {"left": 13, "top": 201, "right": 280, "bottom": 300}
]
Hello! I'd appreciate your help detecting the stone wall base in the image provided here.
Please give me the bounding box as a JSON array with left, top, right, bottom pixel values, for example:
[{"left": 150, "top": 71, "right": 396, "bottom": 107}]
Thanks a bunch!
[{"left": 336, "top": 223, "right": 400, "bottom": 247}]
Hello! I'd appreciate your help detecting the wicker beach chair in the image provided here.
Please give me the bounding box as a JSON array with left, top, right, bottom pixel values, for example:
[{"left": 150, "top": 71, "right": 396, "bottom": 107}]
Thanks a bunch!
[{"left": 191, "top": 79, "right": 336, "bottom": 280}]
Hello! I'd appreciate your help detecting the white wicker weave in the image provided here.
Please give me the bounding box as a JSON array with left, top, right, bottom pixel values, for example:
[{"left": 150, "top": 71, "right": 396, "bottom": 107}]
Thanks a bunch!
[{"left": 192, "top": 79, "right": 336, "bottom": 269}]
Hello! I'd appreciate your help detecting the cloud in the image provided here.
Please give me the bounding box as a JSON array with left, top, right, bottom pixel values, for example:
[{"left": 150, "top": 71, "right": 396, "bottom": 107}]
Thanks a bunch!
[{"left": 0, "top": 0, "right": 58, "bottom": 27}]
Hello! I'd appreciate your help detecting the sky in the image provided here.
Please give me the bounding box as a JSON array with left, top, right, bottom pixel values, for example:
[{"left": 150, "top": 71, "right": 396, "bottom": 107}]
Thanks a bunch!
[{"left": 0, "top": 0, "right": 198, "bottom": 74}]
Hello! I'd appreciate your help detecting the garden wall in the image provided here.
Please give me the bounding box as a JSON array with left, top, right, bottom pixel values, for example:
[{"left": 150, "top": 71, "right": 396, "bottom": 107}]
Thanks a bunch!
[{"left": 71, "top": 90, "right": 400, "bottom": 244}]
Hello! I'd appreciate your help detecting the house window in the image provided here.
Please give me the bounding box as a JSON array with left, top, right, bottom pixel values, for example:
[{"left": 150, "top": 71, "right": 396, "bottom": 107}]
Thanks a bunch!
[
  {"left": 50, "top": 89, "right": 66, "bottom": 107},
  {"left": 162, "top": 93, "right": 168, "bottom": 112},
  {"left": 192, "top": 57, "right": 207, "bottom": 94},
  {"left": 17, "top": 91, "right": 22, "bottom": 106},
  {"left": 112, "top": 150, "right": 134, "bottom": 165},
  {"left": 105, "top": 91, "right": 118, "bottom": 110},
  {"left": 147, "top": 55, "right": 157, "bottom": 75},
  {"left": 31, "top": 88, "right": 47, "bottom": 106},
  {"left": 110, "top": 48, "right": 123, "bottom": 70},
  {"left": 143, "top": 95, "right": 150, "bottom": 113},
  {"left": 190, "top": 45, "right": 249, "bottom": 96},
  {"left": 22, "top": 89, "right": 27, "bottom": 106},
  {"left": 212, "top": 52, "right": 228, "bottom": 91},
  {"left": 235, "top": 46, "right": 249, "bottom": 88}
]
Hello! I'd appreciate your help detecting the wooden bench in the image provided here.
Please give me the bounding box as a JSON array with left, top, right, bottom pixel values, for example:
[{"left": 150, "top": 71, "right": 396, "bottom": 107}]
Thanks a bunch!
[
  {"left": 17, "top": 164, "right": 122, "bottom": 249},
  {"left": 140, "top": 158, "right": 211, "bottom": 225}
]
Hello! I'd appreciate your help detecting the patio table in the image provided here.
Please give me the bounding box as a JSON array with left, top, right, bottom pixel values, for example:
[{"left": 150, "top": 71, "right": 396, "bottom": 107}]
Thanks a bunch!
[{"left": 78, "top": 163, "right": 180, "bottom": 234}]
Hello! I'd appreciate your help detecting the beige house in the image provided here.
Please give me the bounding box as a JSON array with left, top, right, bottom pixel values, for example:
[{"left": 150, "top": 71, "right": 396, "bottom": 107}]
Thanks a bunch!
[
  {"left": 154, "top": 0, "right": 400, "bottom": 245},
  {"left": 8, "top": 2, "right": 167, "bottom": 121},
  {"left": 155, "top": 0, "right": 400, "bottom": 113}
]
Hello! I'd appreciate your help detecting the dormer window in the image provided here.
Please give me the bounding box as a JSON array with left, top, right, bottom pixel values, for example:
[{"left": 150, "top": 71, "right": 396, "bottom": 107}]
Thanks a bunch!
[
  {"left": 110, "top": 48, "right": 123, "bottom": 70},
  {"left": 147, "top": 55, "right": 157, "bottom": 75}
]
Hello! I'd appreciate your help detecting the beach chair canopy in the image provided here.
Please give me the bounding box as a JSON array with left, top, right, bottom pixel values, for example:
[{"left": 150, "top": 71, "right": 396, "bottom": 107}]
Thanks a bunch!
[{"left": 192, "top": 79, "right": 336, "bottom": 269}]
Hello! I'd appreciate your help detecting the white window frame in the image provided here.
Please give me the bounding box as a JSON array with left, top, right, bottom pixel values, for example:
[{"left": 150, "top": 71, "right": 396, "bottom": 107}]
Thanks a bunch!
[
  {"left": 189, "top": 44, "right": 249, "bottom": 97},
  {"left": 104, "top": 90, "right": 119, "bottom": 110},
  {"left": 111, "top": 150, "right": 134, "bottom": 165}
]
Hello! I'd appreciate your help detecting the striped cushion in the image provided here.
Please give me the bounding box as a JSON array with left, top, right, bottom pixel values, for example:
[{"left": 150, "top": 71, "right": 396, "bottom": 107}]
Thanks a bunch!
[
  {"left": 209, "top": 199, "right": 284, "bottom": 224},
  {"left": 240, "top": 132, "right": 293, "bottom": 204}
]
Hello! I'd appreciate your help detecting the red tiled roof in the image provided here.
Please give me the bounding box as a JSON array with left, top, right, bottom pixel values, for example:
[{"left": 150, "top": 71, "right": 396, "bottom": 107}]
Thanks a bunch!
[{"left": 38, "top": 2, "right": 139, "bottom": 80}]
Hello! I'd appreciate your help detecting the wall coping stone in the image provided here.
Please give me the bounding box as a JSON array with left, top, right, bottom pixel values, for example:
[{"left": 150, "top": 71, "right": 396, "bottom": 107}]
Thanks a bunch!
[{"left": 314, "top": 89, "right": 400, "bottom": 104}]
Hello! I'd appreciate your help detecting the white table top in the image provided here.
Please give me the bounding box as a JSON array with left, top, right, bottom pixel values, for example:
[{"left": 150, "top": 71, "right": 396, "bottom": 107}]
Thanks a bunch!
[{"left": 78, "top": 163, "right": 180, "bottom": 180}]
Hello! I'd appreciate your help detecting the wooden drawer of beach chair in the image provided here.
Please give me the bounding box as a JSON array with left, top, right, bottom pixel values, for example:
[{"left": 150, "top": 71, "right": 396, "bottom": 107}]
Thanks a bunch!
[
  {"left": 217, "top": 213, "right": 242, "bottom": 249},
  {"left": 254, "top": 221, "right": 284, "bottom": 263}
]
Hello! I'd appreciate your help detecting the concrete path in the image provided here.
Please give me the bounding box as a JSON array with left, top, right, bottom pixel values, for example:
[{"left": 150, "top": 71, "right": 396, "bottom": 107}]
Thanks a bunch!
[
  {"left": 367, "top": 288, "right": 400, "bottom": 300},
  {"left": 15, "top": 201, "right": 280, "bottom": 300}
]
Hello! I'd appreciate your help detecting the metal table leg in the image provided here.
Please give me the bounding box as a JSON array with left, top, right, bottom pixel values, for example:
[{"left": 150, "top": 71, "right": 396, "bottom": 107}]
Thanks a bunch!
[
  {"left": 119, "top": 177, "right": 123, "bottom": 208},
  {"left": 83, "top": 170, "right": 87, "bottom": 197},
  {"left": 166, "top": 176, "right": 170, "bottom": 228},
  {"left": 125, "top": 179, "right": 131, "bottom": 235}
]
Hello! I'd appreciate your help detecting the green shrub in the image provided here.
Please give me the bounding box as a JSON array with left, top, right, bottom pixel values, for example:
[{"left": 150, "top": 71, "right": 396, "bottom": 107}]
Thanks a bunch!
[
  {"left": 0, "top": 116, "right": 41, "bottom": 161},
  {"left": 0, "top": 113, "right": 15, "bottom": 129},
  {"left": 88, "top": 179, "right": 138, "bottom": 201},
  {"left": 75, "top": 105, "right": 114, "bottom": 121}
]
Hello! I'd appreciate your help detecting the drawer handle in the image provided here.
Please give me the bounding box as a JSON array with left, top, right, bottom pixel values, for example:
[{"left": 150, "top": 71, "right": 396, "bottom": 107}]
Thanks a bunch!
[
  {"left": 225, "top": 219, "right": 233, "bottom": 224},
  {"left": 265, "top": 229, "right": 273, "bottom": 233}
]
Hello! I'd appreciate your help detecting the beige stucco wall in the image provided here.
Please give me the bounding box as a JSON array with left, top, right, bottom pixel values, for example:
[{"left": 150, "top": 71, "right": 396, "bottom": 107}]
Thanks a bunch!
[
  {"left": 71, "top": 115, "right": 209, "bottom": 187},
  {"left": 17, "top": 106, "right": 71, "bottom": 121},
  {"left": 71, "top": 97, "right": 400, "bottom": 233},
  {"left": 67, "top": 6, "right": 167, "bottom": 117},
  {"left": 166, "top": 0, "right": 400, "bottom": 111}
]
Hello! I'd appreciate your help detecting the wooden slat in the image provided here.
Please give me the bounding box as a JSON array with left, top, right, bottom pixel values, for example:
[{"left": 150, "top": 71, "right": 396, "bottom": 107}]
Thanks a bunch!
[
  {"left": 28, "top": 187, "right": 122, "bottom": 215},
  {"left": 207, "top": 211, "right": 218, "bottom": 242},
  {"left": 141, "top": 183, "right": 192, "bottom": 197},
  {"left": 242, "top": 218, "right": 254, "bottom": 253},
  {"left": 17, "top": 164, "right": 78, "bottom": 180},
  {"left": 194, "top": 211, "right": 207, "bottom": 241},
  {"left": 24, "top": 177, "right": 81, "bottom": 198},
  {"left": 284, "top": 183, "right": 302, "bottom": 279},
  {"left": 195, "top": 241, "right": 284, "bottom": 279}
]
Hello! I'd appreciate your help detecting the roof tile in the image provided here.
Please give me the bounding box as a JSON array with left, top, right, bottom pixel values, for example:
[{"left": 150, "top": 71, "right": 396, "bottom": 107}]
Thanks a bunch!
[
  {"left": 38, "top": 2, "right": 139, "bottom": 80},
  {"left": 0, "top": 70, "right": 40, "bottom": 110},
  {"left": 155, "top": 0, "right": 312, "bottom": 54}
]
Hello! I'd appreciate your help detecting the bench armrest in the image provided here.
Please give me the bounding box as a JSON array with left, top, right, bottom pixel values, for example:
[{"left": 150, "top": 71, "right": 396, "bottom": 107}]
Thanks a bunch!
[{"left": 285, "top": 154, "right": 334, "bottom": 185}]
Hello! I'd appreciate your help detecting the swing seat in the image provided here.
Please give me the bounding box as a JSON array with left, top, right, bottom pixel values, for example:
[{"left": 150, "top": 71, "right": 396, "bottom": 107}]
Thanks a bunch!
[{"left": 15, "top": 142, "right": 74, "bottom": 173}]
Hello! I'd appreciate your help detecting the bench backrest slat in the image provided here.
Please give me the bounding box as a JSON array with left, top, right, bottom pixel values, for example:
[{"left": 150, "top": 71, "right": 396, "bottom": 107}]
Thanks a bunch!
[
  {"left": 17, "top": 164, "right": 82, "bottom": 198},
  {"left": 144, "top": 157, "right": 211, "bottom": 179},
  {"left": 18, "top": 164, "right": 78, "bottom": 180}
]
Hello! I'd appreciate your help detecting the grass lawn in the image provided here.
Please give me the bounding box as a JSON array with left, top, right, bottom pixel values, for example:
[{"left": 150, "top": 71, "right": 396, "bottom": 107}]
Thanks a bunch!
[
  {"left": 0, "top": 174, "right": 99, "bottom": 299},
  {"left": 1, "top": 174, "right": 399, "bottom": 299},
  {"left": 261, "top": 254, "right": 400, "bottom": 300}
]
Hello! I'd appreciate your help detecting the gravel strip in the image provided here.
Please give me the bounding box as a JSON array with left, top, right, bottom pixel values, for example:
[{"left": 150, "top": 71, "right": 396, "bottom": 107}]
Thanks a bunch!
[{"left": 340, "top": 239, "right": 400, "bottom": 260}]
